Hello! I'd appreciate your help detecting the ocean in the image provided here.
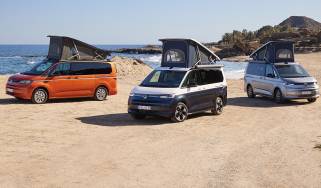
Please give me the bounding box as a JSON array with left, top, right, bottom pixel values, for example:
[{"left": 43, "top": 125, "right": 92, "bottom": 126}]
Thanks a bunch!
[{"left": 0, "top": 45, "right": 247, "bottom": 79}]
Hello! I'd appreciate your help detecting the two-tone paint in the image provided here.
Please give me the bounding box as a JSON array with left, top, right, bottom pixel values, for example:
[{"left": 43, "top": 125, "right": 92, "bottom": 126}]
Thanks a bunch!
[{"left": 128, "top": 67, "right": 227, "bottom": 118}]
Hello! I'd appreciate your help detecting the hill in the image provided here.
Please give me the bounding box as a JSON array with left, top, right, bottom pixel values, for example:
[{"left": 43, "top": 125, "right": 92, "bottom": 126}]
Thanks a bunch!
[{"left": 279, "top": 16, "right": 321, "bottom": 31}]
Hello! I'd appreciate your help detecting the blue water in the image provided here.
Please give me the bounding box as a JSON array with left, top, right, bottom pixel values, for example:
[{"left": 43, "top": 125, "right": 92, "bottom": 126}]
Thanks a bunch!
[{"left": 0, "top": 45, "right": 248, "bottom": 79}]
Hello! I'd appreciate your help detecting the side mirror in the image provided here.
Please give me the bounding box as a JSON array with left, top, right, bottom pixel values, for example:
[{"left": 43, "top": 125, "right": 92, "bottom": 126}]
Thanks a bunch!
[{"left": 267, "top": 73, "right": 275, "bottom": 78}]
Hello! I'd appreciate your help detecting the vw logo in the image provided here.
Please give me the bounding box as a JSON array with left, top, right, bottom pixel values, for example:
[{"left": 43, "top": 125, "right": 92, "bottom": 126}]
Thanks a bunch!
[{"left": 143, "top": 95, "right": 148, "bottom": 99}]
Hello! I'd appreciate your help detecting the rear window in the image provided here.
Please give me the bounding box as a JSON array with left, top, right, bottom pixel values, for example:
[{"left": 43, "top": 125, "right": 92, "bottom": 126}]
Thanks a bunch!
[
  {"left": 70, "top": 62, "right": 112, "bottom": 75},
  {"left": 246, "top": 63, "right": 266, "bottom": 76}
]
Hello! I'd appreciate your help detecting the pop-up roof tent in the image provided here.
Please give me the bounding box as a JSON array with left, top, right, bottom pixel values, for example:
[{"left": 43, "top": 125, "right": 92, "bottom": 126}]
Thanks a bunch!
[
  {"left": 47, "top": 36, "right": 110, "bottom": 61},
  {"left": 159, "top": 39, "right": 220, "bottom": 68},
  {"left": 250, "top": 41, "right": 295, "bottom": 63}
]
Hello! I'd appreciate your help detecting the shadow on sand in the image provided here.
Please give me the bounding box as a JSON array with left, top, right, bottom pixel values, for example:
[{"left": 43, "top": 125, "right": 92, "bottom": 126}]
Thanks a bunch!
[
  {"left": 227, "top": 96, "right": 311, "bottom": 108},
  {"left": 76, "top": 112, "right": 215, "bottom": 127},
  {"left": 77, "top": 113, "right": 171, "bottom": 126},
  {"left": 0, "top": 97, "right": 96, "bottom": 105}
]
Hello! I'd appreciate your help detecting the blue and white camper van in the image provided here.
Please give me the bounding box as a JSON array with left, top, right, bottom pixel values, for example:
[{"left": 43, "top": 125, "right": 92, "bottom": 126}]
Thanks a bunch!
[{"left": 128, "top": 39, "right": 227, "bottom": 122}]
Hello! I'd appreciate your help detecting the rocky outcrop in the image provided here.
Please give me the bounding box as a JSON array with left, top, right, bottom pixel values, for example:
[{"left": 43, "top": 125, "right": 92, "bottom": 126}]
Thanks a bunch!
[{"left": 110, "top": 45, "right": 162, "bottom": 54}]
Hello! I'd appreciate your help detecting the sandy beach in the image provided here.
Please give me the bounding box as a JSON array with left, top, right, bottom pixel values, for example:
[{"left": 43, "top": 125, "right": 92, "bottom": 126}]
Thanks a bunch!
[{"left": 0, "top": 53, "right": 321, "bottom": 187}]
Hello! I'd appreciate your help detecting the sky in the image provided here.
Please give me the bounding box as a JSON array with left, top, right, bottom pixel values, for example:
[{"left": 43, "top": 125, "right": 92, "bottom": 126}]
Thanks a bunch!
[{"left": 0, "top": 0, "right": 321, "bottom": 44}]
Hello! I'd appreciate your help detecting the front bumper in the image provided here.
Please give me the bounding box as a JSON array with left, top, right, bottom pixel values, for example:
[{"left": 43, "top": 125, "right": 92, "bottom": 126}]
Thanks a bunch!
[
  {"left": 128, "top": 96, "right": 176, "bottom": 118},
  {"left": 6, "top": 84, "right": 33, "bottom": 99},
  {"left": 284, "top": 88, "right": 320, "bottom": 99}
]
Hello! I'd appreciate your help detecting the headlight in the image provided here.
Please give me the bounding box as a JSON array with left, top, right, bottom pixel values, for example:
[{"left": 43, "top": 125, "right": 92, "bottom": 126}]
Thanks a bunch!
[
  {"left": 284, "top": 82, "right": 296, "bottom": 88},
  {"left": 129, "top": 92, "right": 135, "bottom": 97},
  {"left": 18, "top": 80, "right": 33, "bottom": 85},
  {"left": 159, "top": 94, "right": 175, "bottom": 99}
]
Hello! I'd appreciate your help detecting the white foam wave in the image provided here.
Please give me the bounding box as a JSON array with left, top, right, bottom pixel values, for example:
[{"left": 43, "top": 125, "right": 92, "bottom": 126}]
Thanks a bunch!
[
  {"left": 27, "top": 61, "right": 37, "bottom": 64},
  {"left": 139, "top": 55, "right": 162, "bottom": 63}
]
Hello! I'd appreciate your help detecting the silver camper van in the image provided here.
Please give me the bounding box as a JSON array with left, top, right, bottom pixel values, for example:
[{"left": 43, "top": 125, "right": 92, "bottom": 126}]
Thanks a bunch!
[{"left": 244, "top": 41, "right": 319, "bottom": 103}]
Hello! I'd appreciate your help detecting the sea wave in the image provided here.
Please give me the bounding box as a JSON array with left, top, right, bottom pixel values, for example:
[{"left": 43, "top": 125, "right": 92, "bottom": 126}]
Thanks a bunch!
[
  {"left": 139, "top": 55, "right": 162, "bottom": 63},
  {"left": 0, "top": 56, "right": 23, "bottom": 59}
]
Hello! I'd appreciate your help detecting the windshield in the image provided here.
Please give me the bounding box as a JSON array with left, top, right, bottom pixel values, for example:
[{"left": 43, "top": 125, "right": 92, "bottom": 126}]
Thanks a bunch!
[
  {"left": 140, "top": 70, "right": 187, "bottom": 88},
  {"left": 22, "top": 59, "right": 55, "bottom": 75},
  {"left": 275, "top": 64, "right": 310, "bottom": 78}
]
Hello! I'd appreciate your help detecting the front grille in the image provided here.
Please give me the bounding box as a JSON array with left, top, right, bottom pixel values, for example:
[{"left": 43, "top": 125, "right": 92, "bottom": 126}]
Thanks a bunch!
[{"left": 294, "top": 82, "right": 314, "bottom": 86}]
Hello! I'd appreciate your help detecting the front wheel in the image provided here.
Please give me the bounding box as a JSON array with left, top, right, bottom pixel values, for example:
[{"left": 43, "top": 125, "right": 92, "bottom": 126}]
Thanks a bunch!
[
  {"left": 211, "top": 97, "right": 224, "bottom": 115},
  {"left": 171, "top": 102, "right": 188, "bottom": 122},
  {"left": 32, "top": 88, "right": 48, "bottom": 104},
  {"left": 274, "top": 89, "right": 284, "bottom": 103},
  {"left": 307, "top": 98, "right": 317, "bottom": 103},
  {"left": 247, "top": 85, "right": 255, "bottom": 98},
  {"left": 94, "top": 86, "right": 108, "bottom": 101}
]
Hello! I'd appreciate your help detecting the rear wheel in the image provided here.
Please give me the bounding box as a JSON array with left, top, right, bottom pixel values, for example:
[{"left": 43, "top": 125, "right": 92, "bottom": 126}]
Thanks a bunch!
[
  {"left": 171, "top": 102, "right": 188, "bottom": 122},
  {"left": 247, "top": 85, "right": 255, "bottom": 98},
  {"left": 130, "top": 114, "right": 146, "bottom": 120},
  {"left": 274, "top": 89, "right": 284, "bottom": 103},
  {"left": 94, "top": 86, "right": 108, "bottom": 101},
  {"left": 211, "top": 97, "right": 224, "bottom": 115},
  {"left": 307, "top": 98, "right": 317, "bottom": 103},
  {"left": 32, "top": 88, "right": 48, "bottom": 104}
]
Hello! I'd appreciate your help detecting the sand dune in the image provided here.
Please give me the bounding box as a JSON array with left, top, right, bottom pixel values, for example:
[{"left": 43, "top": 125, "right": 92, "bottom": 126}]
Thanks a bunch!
[{"left": 0, "top": 53, "right": 321, "bottom": 187}]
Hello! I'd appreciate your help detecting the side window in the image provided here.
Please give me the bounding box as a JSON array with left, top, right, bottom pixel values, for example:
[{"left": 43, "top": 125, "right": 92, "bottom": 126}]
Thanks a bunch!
[
  {"left": 247, "top": 63, "right": 266, "bottom": 76},
  {"left": 256, "top": 64, "right": 266, "bottom": 76},
  {"left": 182, "top": 70, "right": 199, "bottom": 87},
  {"left": 52, "top": 63, "right": 70, "bottom": 76},
  {"left": 199, "top": 69, "right": 224, "bottom": 85},
  {"left": 71, "top": 63, "right": 88, "bottom": 75},
  {"left": 93, "top": 63, "right": 112, "bottom": 74},
  {"left": 246, "top": 63, "right": 256, "bottom": 75},
  {"left": 70, "top": 62, "right": 112, "bottom": 75},
  {"left": 265, "top": 64, "right": 276, "bottom": 78}
]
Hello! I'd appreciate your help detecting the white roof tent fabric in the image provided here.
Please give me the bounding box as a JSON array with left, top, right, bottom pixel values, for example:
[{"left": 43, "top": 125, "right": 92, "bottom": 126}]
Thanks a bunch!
[
  {"left": 47, "top": 36, "right": 110, "bottom": 61},
  {"left": 159, "top": 38, "right": 220, "bottom": 68},
  {"left": 250, "top": 41, "right": 295, "bottom": 63}
]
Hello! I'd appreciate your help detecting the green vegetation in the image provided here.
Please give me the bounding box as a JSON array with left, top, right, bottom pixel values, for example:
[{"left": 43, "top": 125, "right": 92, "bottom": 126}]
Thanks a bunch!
[{"left": 213, "top": 16, "right": 321, "bottom": 58}]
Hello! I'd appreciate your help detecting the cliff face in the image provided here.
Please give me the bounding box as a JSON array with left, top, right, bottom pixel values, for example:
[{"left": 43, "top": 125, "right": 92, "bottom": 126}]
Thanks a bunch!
[{"left": 279, "top": 16, "right": 321, "bottom": 31}]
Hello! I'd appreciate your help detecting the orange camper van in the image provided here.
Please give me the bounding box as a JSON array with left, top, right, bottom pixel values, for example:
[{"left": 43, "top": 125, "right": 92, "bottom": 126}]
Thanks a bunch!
[{"left": 6, "top": 36, "right": 117, "bottom": 104}]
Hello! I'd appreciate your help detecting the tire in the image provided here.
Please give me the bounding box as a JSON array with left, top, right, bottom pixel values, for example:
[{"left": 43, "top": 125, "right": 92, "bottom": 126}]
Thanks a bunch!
[
  {"left": 211, "top": 97, "right": 224, "bottom": 115},
  {"left": 247, "top": 85, "right": 255, "bottom": 98},
  {"left": 171, "top": 102, "right": 188, "bottom": 122},
  {"left": 32, "top": 88, "right": 48, "bottom": 104},
  {"left": 307, "top": 98, "right": 317, "bottom": 103},
  {"left": 130, "top": 114, "right": 146, "bottom": 120},
  {"left": 274, "top": 89, "right": 284, "bottom": 103},
  {"left": 94, "top": 86, "right": 108, "bottom": 101}
]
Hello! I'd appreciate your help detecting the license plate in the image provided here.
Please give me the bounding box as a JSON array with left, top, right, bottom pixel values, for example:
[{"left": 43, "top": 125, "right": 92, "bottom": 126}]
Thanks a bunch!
[
  {"left": 137, "top": 105, "right": 151, "bottom": 110},
  {"left": 6, "top": 88, "right": 13, "bottom": 93},
  {"left": 302, "top": 91, "right": 312, "bottom": 95}
]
